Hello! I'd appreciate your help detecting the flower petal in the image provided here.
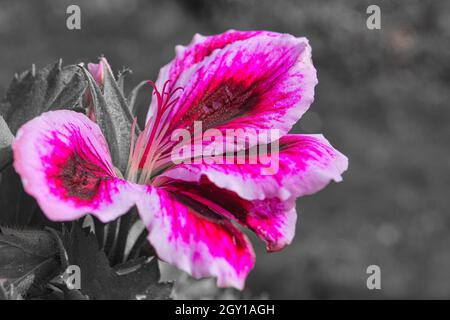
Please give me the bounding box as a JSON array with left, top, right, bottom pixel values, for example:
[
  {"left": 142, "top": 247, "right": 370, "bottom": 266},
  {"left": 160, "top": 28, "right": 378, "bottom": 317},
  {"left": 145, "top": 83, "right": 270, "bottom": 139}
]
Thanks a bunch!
[
  {"left": 13, "top": 110, "right": 138, "bottom": 222},
  {"left": 87, "top": 57, "right": 108, "bottom": 87},
  {"left": 150, "top": 30, "right": 279, "bottom": 97},
  {"left": 146, "top": 31, "right": 317, "bottom": 153},
  {"left": 160, "top": 177, "right": 297, "bottom": 252},
  {"left": 159, "top": 134, "right": 348, "bottom": 201},
  {"left": 136, "top": 185, "right": 255, "bottom": 290}
]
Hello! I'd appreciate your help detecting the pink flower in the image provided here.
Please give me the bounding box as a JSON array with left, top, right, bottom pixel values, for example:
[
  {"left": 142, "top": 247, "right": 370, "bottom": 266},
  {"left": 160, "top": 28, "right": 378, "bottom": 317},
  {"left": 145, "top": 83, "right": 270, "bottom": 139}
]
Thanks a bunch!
[{"left": 12, "top": 30, "right": 348, "bottom": 290}]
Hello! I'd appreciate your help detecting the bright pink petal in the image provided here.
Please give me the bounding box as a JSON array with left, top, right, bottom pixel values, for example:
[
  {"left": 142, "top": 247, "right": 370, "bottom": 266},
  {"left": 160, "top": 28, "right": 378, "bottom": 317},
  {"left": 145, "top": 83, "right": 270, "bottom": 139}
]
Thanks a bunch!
[
  {"left": 12, "top": 110, "right": 138, "bottom": 222},
  {"left": 146, "top": 30, "right": 277, "bottom": 124},
  {"left": 159, "top": 134, "right": 348, "bottom": 201},
  {"left": 145, "top": 32, "right": 317, "bottom": 158},
  {"left": 161, "top": 178, "right": 297, "bottom": 252},
  {"left": 149, "top": 30, "right": 279, "bottom": 100},
  {"left": 136, "top": 186, "right": 255, "bottom": 290}
]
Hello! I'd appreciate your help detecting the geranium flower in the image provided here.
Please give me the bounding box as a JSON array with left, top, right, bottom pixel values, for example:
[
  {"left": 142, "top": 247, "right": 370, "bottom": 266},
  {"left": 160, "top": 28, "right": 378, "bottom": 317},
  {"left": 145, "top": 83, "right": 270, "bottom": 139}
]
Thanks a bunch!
[{"left": 12, "top": 30, "right": 348, "bottom": 290}]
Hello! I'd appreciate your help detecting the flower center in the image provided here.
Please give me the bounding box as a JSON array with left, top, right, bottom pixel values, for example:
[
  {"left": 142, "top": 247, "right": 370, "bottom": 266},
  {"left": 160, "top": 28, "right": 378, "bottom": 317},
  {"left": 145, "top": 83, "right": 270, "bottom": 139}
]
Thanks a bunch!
[{"left": 126, "top": 80, "right": 183, "bottom": 185}]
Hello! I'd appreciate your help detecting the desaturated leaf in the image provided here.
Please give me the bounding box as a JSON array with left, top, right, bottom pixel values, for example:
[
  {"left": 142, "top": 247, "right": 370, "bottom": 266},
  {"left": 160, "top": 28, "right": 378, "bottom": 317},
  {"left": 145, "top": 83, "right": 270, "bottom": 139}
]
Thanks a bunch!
[
  {"left": 0, "top": 282, "right": 6, "bottom": 300},
  {"left": 117, "top": 68, "right": 132, "bottom": 96},
  {"left": 102, "top": 63, "right": 136, "bottom": 174},
  {"left": 0, "top": 281, "right": 23, "bottom": 300},
  {"left": 0, "top": 60, "right": 87, "bottom": 227},
  {"left": 81, "top": 62, "right": 138, "bottom": 173},
  {"left": 127, "top": 80, "right": 148, "bottom": 119},
  {"left": 0, "top": 115, "right": 13, "bottom": 171},
  {"left": 63, "top": 224, "right": 168, "bottom": 300},
  {"left": 0, "top": 165, "right": 58, "bottom": 228},
  {"left": 0, "top": 228, "right": 60, "bottom": 298},
  {"left": 62, "top": 223, "right": 113, "bottom": 300},
  {"left": 62, "top": 288, "right": 89, "bottom": 300},
  {"left": 0, "top": 166, "right": 37, "bottom": 227},
  {"left": 0, "top": 60, "right": 87, "bottom": 135},
  {"left": 137, "top": 281, "right": 173, "bottom": 300},
  {"left": 114, "top": 256, "right": 160, "bottom": 293}
]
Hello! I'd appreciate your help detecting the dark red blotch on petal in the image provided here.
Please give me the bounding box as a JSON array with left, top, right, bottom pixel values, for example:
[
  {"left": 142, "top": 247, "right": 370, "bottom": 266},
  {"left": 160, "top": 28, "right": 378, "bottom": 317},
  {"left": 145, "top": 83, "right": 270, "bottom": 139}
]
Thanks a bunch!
[
  {"left": 57, "top": 153, "right": 108, "bottom": 201},
  {"left": 174, "top": 79, "right": 261, "bottom": 131},
  {"left": 160, "top": 188, "right": 253, "bottom": 273},
  {"left": 161, "top": 177, "right": 288, "bottom": 251},
  {"left": 43, "top": 129, "right": 114, "bottom": 207}
]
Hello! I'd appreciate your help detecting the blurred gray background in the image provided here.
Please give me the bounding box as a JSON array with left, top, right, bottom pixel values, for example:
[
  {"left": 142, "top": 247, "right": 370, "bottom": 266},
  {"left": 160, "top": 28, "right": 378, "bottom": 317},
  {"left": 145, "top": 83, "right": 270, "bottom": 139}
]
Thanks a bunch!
[{"left": 0, "top": 0, "right": 449, "bottom": 299}]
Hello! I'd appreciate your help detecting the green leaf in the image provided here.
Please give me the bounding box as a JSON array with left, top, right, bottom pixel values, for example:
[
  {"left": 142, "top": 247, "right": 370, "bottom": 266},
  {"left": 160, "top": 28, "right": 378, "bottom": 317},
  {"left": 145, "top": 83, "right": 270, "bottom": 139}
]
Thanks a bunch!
[
  {"left": 0, "top": 115, "right": 13, "bottom": 171},
  {"left": 81, "top": 62, "right": 138, "bottom": 174},
  {"left": 0, "top": 60, "right": 87, "bottom": 135},
  {"left": 63, "top": 223, "right": 169, "bottom": 300},
  {"left": 0, "top": 227, "right": 60, "bottom": 298}
]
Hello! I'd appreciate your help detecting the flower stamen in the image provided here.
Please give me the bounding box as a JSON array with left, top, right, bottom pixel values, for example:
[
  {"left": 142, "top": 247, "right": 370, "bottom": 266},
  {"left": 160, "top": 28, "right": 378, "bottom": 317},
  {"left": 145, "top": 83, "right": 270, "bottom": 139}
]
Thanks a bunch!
[{"left": 126, "top": 80, "right": 184, "bottom": 184}]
